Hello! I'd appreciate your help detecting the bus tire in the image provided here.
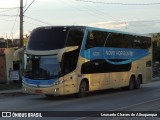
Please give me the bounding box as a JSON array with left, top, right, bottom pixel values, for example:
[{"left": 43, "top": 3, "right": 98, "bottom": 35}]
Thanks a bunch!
[
  {"left": 128, "top": 76, "right": 135, "bottom": 90},
  {"left": 77, "top": 81, "right": 87, "bottom": 97},
  {"left": 135, "top": 75, "right": 142, "bottom": 89}
]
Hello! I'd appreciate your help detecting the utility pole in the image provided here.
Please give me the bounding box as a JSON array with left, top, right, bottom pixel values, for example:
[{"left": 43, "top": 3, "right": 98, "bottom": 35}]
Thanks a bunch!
[
  {"left": 20, "top": 0, "right": 23, "bottom": 47},
  {"left": 6, "top": 33, "right": 8, "bottom": 48}
]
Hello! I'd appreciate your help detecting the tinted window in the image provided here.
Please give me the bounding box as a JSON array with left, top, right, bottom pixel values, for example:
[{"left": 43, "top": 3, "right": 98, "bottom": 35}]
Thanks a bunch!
[
  {"left": 85, "top": 31, "right": 151, "bottom": 50},
  {"left": 66, "top": 28, "right": 84, "bottom": 47},
  {"left": 105, "top": 33, "right": 151, "bottom": 49},
  {"left": 61, "top": 49, "right": 80, "bottom": 76},
  {"left": 27, "top": 27, "right": 70, "bottom": 50},
  {"left": 85, "top": 31, "right": 109, "bottom": 49},
  {"left": 81, "top": 59, "right": 131, "bottom": 74},
  {"left": 105, "top": 33, "right": 124, "bottom": 48},
  {"left": 135, "top": 36, "right": 151, "bottom": 49}
]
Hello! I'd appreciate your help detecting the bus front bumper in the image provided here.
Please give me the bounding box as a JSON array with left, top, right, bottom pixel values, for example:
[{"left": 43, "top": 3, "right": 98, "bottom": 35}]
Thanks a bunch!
[{"left": 22, "top": 83, "right": 64, "bottom": 96}]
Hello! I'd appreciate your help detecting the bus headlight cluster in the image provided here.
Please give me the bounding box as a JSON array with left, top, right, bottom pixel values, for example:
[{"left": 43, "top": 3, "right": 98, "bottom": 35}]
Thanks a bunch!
[{"left": 52, "top": 79, "right": 65, "bottom": 86}]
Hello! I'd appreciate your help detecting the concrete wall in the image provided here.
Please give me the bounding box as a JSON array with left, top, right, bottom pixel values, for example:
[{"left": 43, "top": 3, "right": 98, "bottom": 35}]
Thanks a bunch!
[
  {"left": 0, "top": 48, "right": 15, "bottom": 83},
  {"left": 4, "top": 48, "right": 15, "bottom": 83},
  {"left": 0, "top": 48, "right": 6, "bottom": 83}
]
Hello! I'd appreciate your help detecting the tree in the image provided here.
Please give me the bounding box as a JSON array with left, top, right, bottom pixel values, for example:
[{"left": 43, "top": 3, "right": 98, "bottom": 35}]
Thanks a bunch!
[
  {"left": 152, "top": 33, "right": 160, "bottom": 62},
  {"left": 23, "top": 34, "right": 29, "bottom": 46}
]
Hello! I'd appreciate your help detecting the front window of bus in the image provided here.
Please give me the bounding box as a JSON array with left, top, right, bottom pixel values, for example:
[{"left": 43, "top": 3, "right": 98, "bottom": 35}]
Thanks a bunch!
[
  {"left": 27, "top": 27, "right": 70, "bottom": 50},
  {"left": 23, "top": 54, "right": 60, "bottom": 79}
]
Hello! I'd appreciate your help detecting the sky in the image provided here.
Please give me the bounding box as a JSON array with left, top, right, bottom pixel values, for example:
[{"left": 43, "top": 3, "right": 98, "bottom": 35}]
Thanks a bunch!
[{"left": 0, "top": 0, "right": 160, "bottom": 39}]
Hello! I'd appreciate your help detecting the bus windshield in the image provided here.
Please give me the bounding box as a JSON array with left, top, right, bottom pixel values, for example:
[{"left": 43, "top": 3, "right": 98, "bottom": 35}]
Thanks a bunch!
[{"left": 23, "top": 54, "right": 60, "bottom": 79}]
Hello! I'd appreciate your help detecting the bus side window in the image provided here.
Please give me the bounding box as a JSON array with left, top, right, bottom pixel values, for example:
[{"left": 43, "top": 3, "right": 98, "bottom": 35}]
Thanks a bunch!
[
  {"left": 66, "top": 29, "right": 84, "bottom": 47},
  {"left": 105, "top": 33, "right": 122, "bottom": 48},
  {"left": 85, "top": 31, "right": 108, "bottom": 50}
]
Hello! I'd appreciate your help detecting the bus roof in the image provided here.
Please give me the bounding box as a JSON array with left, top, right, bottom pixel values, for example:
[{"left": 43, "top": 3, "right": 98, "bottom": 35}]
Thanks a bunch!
[
  {"left": 85, "top": 26, "right": 151, "bottom": 38},
  {"left": 33, "top": 26, "right": 151, "bottom": 38}
]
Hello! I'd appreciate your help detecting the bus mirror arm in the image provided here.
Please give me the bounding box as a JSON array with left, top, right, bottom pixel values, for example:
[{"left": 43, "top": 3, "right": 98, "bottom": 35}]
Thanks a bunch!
[{"left": 57, "top": 46, "right": 79, "bottom": 62}]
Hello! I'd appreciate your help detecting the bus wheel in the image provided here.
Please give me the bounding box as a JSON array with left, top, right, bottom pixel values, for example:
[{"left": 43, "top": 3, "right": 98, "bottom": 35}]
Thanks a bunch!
[
  {"left": 135, "top": 76, "right": 141, "bottom": 89},
  {"left": 128, "top": 76, "right": 135, "bottom": 90},
  {"left": 78, "top": 81, "right": 87, "bottom": 97}
]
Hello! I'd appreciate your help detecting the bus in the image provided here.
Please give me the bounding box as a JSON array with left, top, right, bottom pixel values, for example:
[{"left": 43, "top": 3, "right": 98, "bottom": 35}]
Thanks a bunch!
[{"left": 22, "top": 26, "right": 152, "bottom": 97}]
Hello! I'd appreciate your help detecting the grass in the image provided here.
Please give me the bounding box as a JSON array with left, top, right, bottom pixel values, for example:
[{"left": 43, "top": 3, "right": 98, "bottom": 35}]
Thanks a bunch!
[{"left": 0, "top": 82, "right": 22, "bottom": 90}]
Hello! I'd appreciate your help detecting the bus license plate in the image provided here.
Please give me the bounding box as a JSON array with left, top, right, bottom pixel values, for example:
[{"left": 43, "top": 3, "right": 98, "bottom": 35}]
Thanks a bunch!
[{"left": 35, "top": 90, "right": 42, "bottom": 94}]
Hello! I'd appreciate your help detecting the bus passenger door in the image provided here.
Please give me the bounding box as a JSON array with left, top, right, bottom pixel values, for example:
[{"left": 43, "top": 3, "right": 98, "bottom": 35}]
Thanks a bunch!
[
  {"left": 90, "top": 61, "right": 106, "bottom": 91},
  {"left": 81, "top": 60, "right": 105, "bottom": 91}
]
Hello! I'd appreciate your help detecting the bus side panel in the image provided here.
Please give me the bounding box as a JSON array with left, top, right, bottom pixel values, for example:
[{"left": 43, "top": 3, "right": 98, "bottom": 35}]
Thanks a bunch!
[
  {"left": 62, "top": 72, "right": 78, "bottom": 95},
  {"left": 117, "top": 72, "right": 129, "bottom": 88}
]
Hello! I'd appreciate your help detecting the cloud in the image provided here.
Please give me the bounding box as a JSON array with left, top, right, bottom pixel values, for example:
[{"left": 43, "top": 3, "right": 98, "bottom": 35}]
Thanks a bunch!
[
  {"left": 13, "top": 31, "right": 19, "bottom": 39},
  {"left": 86, "top": 21, "right": 128, "bottom": 30},
  {"left": 155, "top": 23, "right": 160, "bottom": 28},
  {"left": 9, "top": 30, "right": 31, "bottom": 39},
  {"left": 83, "top": 20, "right": 160, "bottom": 34}
]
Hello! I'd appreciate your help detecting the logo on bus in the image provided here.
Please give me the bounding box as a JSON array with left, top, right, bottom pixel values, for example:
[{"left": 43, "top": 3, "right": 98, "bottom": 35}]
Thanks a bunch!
[{"left": 82, "top": 47, "right": 149, "bottom": 65}]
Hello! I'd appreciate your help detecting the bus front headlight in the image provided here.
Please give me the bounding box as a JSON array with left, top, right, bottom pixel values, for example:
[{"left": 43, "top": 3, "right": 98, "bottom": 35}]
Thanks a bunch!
[{"left": 54, "top": 79, "right": 65, "bottom": 85}]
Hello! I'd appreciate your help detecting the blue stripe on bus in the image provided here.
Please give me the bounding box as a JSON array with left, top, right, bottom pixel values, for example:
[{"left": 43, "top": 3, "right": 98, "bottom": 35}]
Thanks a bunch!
[
  {"left": 80, "top": 47, "right": 149, "bottom": 65},
  {"left": 23, "top": 77, "right": 58, "bottom": 85}
]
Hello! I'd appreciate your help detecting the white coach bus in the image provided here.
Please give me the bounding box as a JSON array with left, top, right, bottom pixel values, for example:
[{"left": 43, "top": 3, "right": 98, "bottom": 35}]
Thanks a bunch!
[{"left": 22, "top": 26, "right": 152, "bottom": 97}]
